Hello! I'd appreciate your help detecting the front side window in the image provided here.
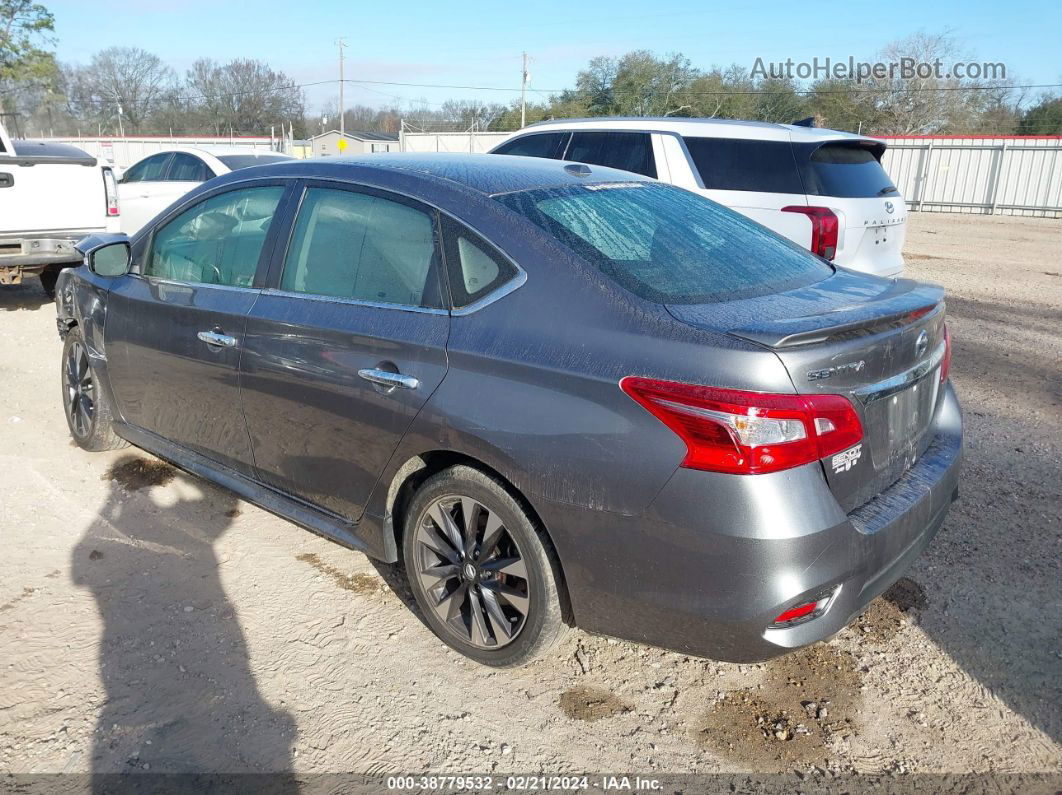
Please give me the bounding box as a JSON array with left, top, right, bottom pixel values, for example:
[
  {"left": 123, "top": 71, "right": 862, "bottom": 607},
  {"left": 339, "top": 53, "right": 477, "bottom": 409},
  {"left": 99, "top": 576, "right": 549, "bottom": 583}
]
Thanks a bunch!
[
  {"left": 168, "top": 153, "right": 213, "bottom": 182},
  {"left": 280, "top": 187, "right": 441, "bottom": 308},
  {"left": 496, "top": 182, "right": 832, "bottom": 305},
  {"left": 565, "top": 131, "right": 657, "bottom": 178},
  {"left": 145, "top": 185, "right": 284, "bottom": 287},
  {"left": 122, "top": 153, "right": 172, "bottom": 184},
  {"left": 492, "top": 132, "right": 569, "bottom": 160},
  {"left": 683, "top": 137, "right": 804, "bottom": 194}
]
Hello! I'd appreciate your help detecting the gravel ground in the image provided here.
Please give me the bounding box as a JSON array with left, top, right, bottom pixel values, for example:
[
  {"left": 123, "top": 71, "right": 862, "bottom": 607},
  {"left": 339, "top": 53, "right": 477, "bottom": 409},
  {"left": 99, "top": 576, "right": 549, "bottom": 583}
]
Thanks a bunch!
[{"left": 0, "top": 212, "right": 1059, "bottom": 779}]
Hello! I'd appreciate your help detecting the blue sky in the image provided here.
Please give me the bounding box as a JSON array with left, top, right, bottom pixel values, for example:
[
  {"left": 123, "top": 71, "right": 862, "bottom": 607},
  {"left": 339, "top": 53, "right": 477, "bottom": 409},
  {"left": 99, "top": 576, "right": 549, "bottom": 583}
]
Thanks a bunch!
[{"left": 47, "top": 0, "right": 1060, "bottom": 112}]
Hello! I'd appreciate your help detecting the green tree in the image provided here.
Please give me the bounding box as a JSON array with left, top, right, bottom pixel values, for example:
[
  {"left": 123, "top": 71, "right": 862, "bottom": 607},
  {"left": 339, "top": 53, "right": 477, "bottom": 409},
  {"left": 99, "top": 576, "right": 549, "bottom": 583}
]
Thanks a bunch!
[
  {"left": 1018, "top": 96, "right": 1062, "bottom": 134},
  {"left": 0, "top": 1, "right": 56, "bottom": 129}
]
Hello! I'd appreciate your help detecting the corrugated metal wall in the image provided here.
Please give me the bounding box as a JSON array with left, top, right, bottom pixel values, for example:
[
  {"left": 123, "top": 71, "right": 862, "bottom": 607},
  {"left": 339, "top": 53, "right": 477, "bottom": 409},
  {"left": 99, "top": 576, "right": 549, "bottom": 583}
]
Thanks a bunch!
[{"left": 880, "top": 136, "right": 1062, "bottom": 218}]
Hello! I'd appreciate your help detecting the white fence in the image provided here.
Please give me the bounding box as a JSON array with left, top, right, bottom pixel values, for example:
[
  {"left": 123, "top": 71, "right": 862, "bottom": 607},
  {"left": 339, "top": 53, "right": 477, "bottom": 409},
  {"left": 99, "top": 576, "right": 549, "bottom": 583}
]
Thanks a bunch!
[
  {"left": 399, "top": 131, "right": 509, "bottom": 154},
  {"left": 879, "top": 136, "right": 1062, "bottom": 218},
  {"left": 43, "top": 136, "right": 281, "bottom": 168}
]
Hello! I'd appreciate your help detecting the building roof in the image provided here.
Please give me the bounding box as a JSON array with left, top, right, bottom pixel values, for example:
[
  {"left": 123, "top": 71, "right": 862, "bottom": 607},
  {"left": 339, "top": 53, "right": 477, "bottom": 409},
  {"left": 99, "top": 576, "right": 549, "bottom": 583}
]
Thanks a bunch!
[{"left": 310, "top": 129, "right": 399, "bottom": 142}]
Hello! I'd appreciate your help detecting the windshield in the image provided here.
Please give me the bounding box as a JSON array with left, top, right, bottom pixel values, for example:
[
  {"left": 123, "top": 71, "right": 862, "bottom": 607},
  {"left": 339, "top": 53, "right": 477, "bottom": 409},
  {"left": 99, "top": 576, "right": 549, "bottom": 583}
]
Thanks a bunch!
[
  {"left": 495, "top": 182, "right": 832, "bottom": 304},
  {"left": 217, "top": 154, "right": 293, "bottom": 170}
]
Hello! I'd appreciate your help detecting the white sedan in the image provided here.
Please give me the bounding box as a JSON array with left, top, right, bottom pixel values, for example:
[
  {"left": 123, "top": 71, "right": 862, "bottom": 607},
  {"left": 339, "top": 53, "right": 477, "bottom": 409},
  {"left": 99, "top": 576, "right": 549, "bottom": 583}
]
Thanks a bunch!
[{"left": 117, "top": 147, "right": 293, "bottom": 234}]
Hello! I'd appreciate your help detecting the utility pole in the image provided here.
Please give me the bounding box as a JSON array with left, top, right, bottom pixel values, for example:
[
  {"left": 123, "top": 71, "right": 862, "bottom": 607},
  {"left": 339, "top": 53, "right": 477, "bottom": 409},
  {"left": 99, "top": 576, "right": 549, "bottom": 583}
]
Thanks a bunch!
[
  {"left": 520, "top": 52, "right": 529, "bottom": 128},
  {"left": 336, "top": 37, "right": 347, "bottom": 136},
  {"left": 113, "top": 89, "right": 125, "bottom": 138}
]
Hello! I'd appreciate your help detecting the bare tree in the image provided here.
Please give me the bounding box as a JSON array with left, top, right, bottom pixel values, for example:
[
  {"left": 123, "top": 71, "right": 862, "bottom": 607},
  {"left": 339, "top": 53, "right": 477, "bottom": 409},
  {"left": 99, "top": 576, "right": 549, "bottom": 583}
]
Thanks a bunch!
[{"left": 65, "top": 47, "right": 175, "bottom": 132}]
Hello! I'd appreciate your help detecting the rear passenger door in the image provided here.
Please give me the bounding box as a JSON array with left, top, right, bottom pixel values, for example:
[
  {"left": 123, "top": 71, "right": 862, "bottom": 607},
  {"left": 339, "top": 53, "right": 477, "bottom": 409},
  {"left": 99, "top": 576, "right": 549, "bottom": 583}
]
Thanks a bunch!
[{"left": 240, "top": 181, "right": 450, "bottom": 522}]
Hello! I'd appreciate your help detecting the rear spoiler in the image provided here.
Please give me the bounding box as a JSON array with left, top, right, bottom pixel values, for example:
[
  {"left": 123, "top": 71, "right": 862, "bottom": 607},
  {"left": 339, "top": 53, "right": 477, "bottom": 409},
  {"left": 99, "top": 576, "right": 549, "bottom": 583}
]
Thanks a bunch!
[{"left": 728, "top": 280, "right": 944, "bottom": 348}]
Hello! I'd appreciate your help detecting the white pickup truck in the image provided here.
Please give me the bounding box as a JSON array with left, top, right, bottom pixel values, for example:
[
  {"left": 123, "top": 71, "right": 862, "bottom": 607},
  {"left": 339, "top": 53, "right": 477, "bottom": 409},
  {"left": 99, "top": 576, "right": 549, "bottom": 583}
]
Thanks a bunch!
[{"left": 0, "top": 121, "right": 120, "bottom": 297}]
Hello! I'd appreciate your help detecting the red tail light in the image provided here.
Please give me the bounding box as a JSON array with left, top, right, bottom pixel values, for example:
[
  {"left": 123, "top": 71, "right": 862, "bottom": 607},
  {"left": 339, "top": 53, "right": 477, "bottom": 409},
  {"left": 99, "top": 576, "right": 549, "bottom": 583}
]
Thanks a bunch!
[
  {"left": 620, "top": 378, "right": 863, "bottom": 475},
  {"left": 782, "top": 205, "right": 839, "bottom": 260},
  {"left": 102, "top": 168, "right": 120, "bottom": 217},
  {"left": 940, "top": 323, "right": 952, "bottom": 384}
]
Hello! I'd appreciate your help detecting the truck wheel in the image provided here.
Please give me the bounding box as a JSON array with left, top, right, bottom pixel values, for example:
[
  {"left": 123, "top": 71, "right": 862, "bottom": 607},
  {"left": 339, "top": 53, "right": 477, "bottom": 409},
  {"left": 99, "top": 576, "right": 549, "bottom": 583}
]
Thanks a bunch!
[
  {"left": 39, "top": 268, "right": 59, "bottom": 300},
  {"left": 402, "top": 465, "right": 568, "bottom": 667},
  {"left": 61, "top": 327, "right": 128, "bottom": 452}
]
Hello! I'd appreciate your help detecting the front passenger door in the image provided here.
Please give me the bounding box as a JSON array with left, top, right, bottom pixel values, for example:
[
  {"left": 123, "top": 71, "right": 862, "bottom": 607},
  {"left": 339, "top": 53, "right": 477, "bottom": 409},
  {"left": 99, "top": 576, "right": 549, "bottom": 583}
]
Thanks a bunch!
[{"left": 240, "top": 183, "right": 450, "bottom": 522}]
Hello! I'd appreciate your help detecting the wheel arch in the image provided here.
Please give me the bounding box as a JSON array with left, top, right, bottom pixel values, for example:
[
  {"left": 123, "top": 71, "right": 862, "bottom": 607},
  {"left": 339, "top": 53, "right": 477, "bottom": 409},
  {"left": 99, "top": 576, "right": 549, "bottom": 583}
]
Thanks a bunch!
[{"left": 381, "top": 449, "right": 574, "bottom": 624}]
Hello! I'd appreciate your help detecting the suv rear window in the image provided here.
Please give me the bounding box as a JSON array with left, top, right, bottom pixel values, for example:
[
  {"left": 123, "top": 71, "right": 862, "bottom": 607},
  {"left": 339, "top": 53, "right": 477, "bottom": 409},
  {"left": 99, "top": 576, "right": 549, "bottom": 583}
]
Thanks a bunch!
[
  {"left": 798, "top": 142, "right": 898, "bottom": 198},
  {"left": 492, "top": 132, "right": 569, "bottom": 159},
  {"left": 496, "top": 182, "right": 831, "bottom": 304},
  {"left": 683, "top": 137, "right": 803, "bottom": 194},
  {"left": 565, "top": 131, "right": 656, "bottom": 178}
]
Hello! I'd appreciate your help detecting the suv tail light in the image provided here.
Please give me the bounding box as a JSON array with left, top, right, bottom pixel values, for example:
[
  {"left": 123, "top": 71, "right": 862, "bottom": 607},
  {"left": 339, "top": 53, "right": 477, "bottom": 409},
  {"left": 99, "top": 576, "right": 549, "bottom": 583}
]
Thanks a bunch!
[
  {"left": 620, "top": 377, "right": 863, "bottom": 475},
  {"left": 940, "top": 323, "right": 952, "bottom": 384},
  {"left": 102, "top": 168, "right": 120, "bottom": 217},
  {"left": 782, "top": 205, "right": 838, "bottom": 260}
]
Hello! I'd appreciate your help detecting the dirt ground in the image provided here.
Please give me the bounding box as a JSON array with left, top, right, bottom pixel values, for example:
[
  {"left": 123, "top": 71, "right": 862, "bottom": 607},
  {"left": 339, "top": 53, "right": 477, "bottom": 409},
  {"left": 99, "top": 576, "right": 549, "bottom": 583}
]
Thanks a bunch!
[{"left": 1, "top": 213, "right": 1059, "bottom": 779}]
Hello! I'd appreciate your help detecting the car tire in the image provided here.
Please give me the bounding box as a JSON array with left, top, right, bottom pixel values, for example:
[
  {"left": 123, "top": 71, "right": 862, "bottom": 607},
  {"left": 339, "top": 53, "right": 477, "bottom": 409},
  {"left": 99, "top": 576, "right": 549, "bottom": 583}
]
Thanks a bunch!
[
  {"left": 39, "top": 268, "right": 59, "bottom": 300},
  {"left": 402, "top": 465, "right": 567, "bottom": 667},
  {"left": 61, "top": 327, "right": 129, "bottom": 452}
]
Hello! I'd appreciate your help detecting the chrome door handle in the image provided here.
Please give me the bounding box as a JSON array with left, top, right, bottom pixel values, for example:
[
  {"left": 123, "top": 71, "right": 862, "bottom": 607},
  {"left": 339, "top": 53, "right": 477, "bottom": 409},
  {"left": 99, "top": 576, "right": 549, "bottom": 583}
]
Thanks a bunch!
[
  {"left": 197, "top": 330, "right": 237, "bottom": 348},
  {"left": 358, "top": 368, "right": 419, "bottom": 390}
]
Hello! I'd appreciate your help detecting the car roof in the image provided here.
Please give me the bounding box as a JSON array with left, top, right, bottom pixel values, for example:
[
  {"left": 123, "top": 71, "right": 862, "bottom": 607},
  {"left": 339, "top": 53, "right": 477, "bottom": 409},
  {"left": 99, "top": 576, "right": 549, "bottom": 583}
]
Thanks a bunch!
[
  {"left": 233, "top": 152, "right": 656, "bottom": 196},
  {"left": 522, "top": 116, "right": 874, "bottom": 144}
]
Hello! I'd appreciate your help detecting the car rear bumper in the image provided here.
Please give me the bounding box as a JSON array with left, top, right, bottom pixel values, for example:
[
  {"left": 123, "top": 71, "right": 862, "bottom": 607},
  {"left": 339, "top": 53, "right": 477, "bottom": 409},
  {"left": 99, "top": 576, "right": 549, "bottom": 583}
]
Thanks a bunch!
[{"left": 537, "top": 382, "right": 962, "bottom": 662}]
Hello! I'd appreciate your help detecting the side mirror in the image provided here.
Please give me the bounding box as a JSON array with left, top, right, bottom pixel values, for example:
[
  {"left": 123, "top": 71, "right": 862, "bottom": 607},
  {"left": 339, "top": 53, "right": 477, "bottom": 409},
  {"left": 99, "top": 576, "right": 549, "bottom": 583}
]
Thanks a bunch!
[
  {"left": 76, "top": 233, "right": 132, "bottom": 277},
  {"left": 90, "top": 243, "right": 132, "bottom": 276}
]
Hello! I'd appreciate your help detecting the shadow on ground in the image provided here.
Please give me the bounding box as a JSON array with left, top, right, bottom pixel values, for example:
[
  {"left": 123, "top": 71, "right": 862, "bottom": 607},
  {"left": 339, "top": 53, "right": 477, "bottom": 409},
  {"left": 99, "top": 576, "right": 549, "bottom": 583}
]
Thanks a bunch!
[
  {"left": 0, "top": 278, "right": 52, "bottom": 311},
  {"left": 72, "top": 454, "right": 299, "bottom": 786},
  {"left": 908, "top": 303, "right": 1062, "bottom": 743}
]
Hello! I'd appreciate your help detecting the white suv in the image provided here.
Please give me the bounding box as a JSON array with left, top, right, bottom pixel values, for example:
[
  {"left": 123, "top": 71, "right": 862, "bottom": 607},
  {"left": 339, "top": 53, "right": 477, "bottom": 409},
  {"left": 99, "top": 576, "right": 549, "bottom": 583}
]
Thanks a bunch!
[{"left": 489, "top": 118, "right": 906, "bottom": 277}]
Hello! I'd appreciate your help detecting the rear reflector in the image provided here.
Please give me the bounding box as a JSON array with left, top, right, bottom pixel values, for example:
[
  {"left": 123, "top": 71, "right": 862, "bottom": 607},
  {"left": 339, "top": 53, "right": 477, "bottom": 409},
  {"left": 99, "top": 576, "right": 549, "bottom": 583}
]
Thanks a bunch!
[
  {"left": 620, "top": 378, "right": 863, "bottom": 475},
  {"left": 782, "top": 205, "right": 839, "bottom": 260},
  {"left": 774, "top": 601, "right": 818, "bottom": 624}
]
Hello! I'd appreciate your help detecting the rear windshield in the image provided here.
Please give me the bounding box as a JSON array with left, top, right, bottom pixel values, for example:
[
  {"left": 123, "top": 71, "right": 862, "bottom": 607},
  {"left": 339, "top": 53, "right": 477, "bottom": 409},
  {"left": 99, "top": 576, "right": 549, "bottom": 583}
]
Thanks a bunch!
[
  {"left": 496, "top": 182, "right": 832, "bottom": 304},
  {"left": 799, "top": 142, "right": 897, "bottom": 198},
  {"left": 216, "top": 154, "right": 293, "bottom": 170}
]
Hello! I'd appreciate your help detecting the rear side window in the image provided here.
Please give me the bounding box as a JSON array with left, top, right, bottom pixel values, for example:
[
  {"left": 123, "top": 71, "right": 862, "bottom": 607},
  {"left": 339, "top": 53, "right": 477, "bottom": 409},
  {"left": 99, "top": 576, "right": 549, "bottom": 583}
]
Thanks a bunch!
[
  {"left": 168, "top": 153, "right": 212, "bottom": 182},
  {"left": 496, "top": 182, "right": 831, "bottom": 304},
  {"left": 442, "top": 219, "right": 519, "bottom": 309},
  {"left": 799, "top": 142, "right": 897, "bottom": 198},
  {"left": 683, "top": 137, "right": 803, "bottom": 194},
  {"left": 146, "top": 185, "right": 284, "bottom": 287},
  {"left": 492, "top": 133, "right": 569, "bottom": 159},
  {"left": 565, "top": 131, "right": 657, "bottom": 178},
  {"left": 122, "top": 153, "right": 172, "bottom": 184},
  {"left": 280, "top": 187, "right": 441, "bottom": 308}
]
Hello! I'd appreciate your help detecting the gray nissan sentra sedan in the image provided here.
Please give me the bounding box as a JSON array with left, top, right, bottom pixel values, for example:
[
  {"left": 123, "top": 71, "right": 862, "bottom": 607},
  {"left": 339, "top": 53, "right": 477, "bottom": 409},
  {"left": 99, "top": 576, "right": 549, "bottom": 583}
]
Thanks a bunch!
[{"left": 56, "top": 154, "right": 962, "bottom": 667}]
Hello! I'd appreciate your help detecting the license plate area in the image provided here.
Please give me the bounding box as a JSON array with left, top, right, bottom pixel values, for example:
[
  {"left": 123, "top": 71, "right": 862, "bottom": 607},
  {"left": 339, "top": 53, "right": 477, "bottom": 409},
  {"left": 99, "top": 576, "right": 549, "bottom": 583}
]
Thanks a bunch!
[{"left": 863, "top": 368, "right": 941, "bottom": 471}]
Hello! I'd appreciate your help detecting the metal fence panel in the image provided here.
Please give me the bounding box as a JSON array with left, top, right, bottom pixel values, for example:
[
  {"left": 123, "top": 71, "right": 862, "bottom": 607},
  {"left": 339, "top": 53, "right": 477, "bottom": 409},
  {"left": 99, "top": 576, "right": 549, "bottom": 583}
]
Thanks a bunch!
[
  {"left": 880, "top": 136, "right": 1062, "bottom": 218},
  {"left": 41, "top": 136, "right": 278, "bottom": 168}
]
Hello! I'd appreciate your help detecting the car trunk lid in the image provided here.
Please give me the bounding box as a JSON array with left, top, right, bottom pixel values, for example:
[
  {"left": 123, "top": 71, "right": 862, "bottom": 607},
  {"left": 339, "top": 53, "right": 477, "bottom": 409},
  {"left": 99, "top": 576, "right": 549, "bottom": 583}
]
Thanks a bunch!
[{"left": 667, "top": 269, "right": 948, "bottom": 511}]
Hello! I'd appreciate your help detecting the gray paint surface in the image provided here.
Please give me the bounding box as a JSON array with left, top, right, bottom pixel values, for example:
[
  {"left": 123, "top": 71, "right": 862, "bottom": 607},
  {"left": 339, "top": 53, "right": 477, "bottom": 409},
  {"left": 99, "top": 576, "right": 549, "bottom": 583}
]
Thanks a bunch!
[{"left": 57, "top": 154, "right": 963, "bottom": 661}]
